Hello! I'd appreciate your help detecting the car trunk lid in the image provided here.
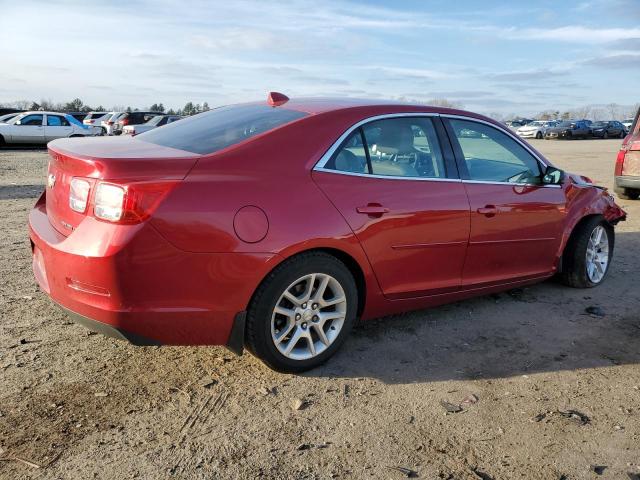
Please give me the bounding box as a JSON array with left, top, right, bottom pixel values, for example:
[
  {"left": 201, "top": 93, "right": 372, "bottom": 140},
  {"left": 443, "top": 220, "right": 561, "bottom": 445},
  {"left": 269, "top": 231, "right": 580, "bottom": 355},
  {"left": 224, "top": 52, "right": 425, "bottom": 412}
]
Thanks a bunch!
[{"left": 46, "top": 136, "right": 199, "bottom": 236}]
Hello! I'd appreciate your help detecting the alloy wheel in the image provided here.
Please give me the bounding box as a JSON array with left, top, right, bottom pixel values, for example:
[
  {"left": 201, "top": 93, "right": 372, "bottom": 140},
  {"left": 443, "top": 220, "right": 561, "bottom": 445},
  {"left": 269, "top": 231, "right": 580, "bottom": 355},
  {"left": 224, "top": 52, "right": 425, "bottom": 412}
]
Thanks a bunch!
[
  {"left": 585, "top": 226, "right": 609, "bottom": 283},
  {"left": 270, "top": 273, "right": 347, "bottom": 361}
]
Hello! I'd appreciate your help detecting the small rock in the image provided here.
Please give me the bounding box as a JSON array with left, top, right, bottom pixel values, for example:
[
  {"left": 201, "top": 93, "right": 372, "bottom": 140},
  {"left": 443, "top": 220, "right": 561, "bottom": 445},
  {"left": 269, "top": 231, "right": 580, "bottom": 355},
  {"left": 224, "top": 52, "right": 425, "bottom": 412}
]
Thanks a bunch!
[
  {"left": 94, "top": 392, "right": 108, "bottom": 397},
  {"left": 296, "top": 443, "right": 312, "bottom": 451},
  {"left": 22, "top": 296, "right": 33, "bottom": 300},
  {"left": 19, "top": 338, "right": 27, "bottom": 344},
  {"left": 440, "top": 400, "right": 462, "bottom": 413},
  {"left": 291, "top": 398, "right": 308, "bottom": 411},
  {"left": 200, "top": 377, "right": 218, "bottom": 389},
  {"left": 558, "top": 409, "right": 590, "bottom": 425},
  {"left": 585, "top": 306, "right": 605, "bottom": 317},
  {"left": 590, "top": 465, "right": 606, "bottom": 475},
  {"left": 614, "top": 425, "right": 624, "bottom": 431},
  {"left": 387, "top": 466, "right": 418, "bottom": 478},
  {"left": 461, "top": 394, "right": 479, "bottom": 405},
  {"left": 532, "top": 412, "right": 547, "bottom": 422}
]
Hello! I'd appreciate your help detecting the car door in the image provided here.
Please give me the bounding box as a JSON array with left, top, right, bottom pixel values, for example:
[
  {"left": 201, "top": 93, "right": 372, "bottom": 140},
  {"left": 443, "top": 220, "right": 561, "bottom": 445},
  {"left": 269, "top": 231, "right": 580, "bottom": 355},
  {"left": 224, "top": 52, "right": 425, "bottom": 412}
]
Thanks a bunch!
[
  {"left": 12, "top": 114, "right": 45, "bottom": 143},
  {"left": 312, "top": 115, "right": 470, "bottom": 299},
  {"left": 44, "top": 114, "right": 73, "bottom": 141},
  {"left": 443, "top": 116, "right": 566, "bottom": 288}
]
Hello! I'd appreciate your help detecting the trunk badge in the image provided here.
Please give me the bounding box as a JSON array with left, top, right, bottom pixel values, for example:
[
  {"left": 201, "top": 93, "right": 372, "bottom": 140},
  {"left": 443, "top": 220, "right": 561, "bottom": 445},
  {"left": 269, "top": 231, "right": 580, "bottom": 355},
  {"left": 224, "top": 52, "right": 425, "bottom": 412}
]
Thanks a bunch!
[{"left": 47, "top": 173, "right": 56, "bottom": 189}]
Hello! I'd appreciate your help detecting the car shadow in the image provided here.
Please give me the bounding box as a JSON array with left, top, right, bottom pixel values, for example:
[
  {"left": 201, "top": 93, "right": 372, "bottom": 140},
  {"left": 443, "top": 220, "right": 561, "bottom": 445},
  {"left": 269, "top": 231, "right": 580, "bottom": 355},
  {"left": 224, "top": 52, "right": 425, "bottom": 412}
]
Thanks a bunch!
[
  {"left": 310, "top": 231, "right": 640, "bottom": 384},
  {"left": 0, "top": 184, "right": 44, "bottom": 200}
]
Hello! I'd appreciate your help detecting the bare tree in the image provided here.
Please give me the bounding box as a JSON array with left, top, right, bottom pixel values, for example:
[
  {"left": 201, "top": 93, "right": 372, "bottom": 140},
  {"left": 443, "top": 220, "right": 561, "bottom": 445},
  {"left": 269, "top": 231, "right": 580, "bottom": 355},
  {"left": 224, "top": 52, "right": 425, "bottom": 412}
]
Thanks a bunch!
[{"left": 606, "top": 103, "right": 619, "bottom": 120}]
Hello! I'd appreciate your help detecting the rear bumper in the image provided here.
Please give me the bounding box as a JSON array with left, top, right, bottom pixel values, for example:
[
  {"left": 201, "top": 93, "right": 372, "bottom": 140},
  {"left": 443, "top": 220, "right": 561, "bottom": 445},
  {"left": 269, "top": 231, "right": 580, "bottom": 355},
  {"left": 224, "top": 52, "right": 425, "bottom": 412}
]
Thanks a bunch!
[
  {"left": 29, "top": 192, "right": 279, "bottom": 349},
  {"left": 615, "top": 175, "right": 640, "bottom": 191}
]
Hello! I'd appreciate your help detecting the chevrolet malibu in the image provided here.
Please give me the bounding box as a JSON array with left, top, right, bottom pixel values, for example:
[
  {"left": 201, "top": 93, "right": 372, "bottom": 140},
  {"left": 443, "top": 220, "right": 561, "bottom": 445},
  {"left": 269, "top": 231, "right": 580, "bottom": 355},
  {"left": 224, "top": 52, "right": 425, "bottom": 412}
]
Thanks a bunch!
[{"left": 29, "top": 93, "right": 626, "bottom": 372}]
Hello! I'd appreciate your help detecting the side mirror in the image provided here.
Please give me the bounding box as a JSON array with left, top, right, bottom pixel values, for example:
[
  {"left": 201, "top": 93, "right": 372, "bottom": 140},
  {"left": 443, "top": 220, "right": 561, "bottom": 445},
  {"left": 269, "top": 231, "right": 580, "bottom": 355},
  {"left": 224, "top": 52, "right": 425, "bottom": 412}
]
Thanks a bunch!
[{"left": 542, "top": 166, "right": 564, "bottom": 185}]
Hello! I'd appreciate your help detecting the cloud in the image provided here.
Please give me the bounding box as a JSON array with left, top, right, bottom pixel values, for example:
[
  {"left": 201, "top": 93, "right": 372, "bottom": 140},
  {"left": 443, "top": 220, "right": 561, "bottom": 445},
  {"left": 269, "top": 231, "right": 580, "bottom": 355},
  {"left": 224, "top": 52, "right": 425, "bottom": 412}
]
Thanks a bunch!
[
  {"left": 485, "top": 68, "right": 566, "bottom": 82},
  {"left": 582, "top": 54, "right": 640, "bottom": 69},
  {"left": 513, "top": 26, "right": 640, "bottom": 44}
]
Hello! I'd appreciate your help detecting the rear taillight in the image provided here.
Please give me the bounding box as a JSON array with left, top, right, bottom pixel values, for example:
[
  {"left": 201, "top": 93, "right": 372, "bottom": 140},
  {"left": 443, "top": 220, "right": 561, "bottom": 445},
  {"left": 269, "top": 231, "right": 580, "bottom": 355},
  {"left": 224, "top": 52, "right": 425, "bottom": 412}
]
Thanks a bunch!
[
  {"left": 69, "top": 178, "right": 91, "bottom": 213},
  {"left": 121, "top": 118, "right": 129, "bottom": 125},
  {"left": 93, "top": 181, "right": 178, "bottom": 224},
  {"left": 107, "top": 121, "right": 114, "bottom": 125},
  {"left": 615, "top": 149, "right": 626, "bottom": 176}
]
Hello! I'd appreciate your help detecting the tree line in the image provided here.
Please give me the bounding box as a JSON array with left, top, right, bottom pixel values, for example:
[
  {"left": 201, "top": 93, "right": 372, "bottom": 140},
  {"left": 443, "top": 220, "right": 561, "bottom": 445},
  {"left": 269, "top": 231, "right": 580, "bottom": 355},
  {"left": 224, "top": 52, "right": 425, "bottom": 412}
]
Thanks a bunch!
[{"left": 0, "top": 98, "right": 211, "bottom": 116}]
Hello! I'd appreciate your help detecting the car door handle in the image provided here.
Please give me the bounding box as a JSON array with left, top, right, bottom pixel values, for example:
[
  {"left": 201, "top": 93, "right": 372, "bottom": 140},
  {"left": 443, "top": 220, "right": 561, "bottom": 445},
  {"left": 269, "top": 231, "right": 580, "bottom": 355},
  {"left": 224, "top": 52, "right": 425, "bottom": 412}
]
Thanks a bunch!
[
  {"left": 477, "top": 205, "right": 498, "bottom": 217},
  {"left": 356, "top": 204, "right": 389, "bottom": 217}
]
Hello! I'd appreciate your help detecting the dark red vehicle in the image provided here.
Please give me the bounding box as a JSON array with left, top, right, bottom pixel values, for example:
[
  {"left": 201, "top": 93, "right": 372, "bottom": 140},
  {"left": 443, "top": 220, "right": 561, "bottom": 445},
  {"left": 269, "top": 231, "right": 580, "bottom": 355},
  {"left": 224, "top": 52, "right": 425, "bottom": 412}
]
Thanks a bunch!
[{"left": 29, "top": 93, "right": 626, "bottom": 372}]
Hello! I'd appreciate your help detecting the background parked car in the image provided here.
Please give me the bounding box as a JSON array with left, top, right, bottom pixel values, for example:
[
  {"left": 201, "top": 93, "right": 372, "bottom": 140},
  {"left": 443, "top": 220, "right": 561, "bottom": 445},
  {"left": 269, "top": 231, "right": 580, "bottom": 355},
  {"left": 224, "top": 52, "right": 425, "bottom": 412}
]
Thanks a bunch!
[
  {"left": 101, "top": 112, "right": 124, "bottom": 136},
  {"left": 516, "top": 120, "right": 559, "bottom": 139},
  {"left": 622, "top": 118, "right": 634, "bottom": 131},
  {"left": 0, "top": 111, "right": 101, "bottom": 146},
  {"left": 122, "top": 114, "right": 183, "bottom": 135},
  {"left": 544, "top": 120, "right": 592, "bottom": 139},
  {"left": 113, "top": 111, "right": 164, "bottom": 135},
  {"left": 82, "top": 112, "right": 109, "bottom": 133},
  {"left": 0, "top": 113, "right": 19, "bottom": 123},
  {"left": 614, "top": 107, "right": 640, "bottom": 199},
  {"left": 591, "top": 120, "right": 627, "bottom": 139},
  {"left": 67, "top": 112, "right": 88, "bottom": 122}
]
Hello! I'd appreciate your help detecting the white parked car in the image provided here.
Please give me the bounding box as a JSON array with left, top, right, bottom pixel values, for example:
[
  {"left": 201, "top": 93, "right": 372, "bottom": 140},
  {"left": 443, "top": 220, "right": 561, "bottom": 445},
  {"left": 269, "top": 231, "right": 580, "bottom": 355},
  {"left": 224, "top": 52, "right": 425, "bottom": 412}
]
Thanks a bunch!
[
  {"left": 516, "top": 120, "right": 559, "bottom": 139},
  {"left": 83, "top": 111, "right": 110, "bottom": 133},
  {"left": 0, "top": 111, "right": 101, "bottom": 146},
  {"left": 622, "top": 118, "right": 634, "bottom": 132},
  {"left": 101, "top": 112, "right": 124, "bottom": 135},
  {"left": 0, "top": 113, "right": 20, "bottom": 123},
  {"left": 122, "top": 114, "right": 183, "bottom": 135}
]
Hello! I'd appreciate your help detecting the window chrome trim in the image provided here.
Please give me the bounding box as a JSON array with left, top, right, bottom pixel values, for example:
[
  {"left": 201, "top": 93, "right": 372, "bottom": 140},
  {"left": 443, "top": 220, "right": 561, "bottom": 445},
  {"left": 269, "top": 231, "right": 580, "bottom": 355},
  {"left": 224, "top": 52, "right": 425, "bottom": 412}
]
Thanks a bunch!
[
  {"left": 313, "top": 112, "right": 440, "bottom": 170},
  {"left": 313, "top": 167, "right": 463, "bottom": 183}
]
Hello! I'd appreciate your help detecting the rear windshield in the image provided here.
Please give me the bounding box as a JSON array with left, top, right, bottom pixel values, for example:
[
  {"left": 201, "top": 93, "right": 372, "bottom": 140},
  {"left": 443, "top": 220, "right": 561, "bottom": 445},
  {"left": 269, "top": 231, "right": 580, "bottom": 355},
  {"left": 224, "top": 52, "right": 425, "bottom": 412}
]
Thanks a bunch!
[
  {"left": 137, "top": 104, "right": 309, "bottom": 155},
  {"left": 87, "top": 112, "right": 107, "bottom": 119}
]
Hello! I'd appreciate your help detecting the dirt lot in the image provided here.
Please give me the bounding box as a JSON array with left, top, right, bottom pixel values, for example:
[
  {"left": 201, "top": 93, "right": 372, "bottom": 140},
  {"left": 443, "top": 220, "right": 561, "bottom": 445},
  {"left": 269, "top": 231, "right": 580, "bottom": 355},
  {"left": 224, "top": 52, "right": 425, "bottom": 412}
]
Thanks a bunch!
[{"left": 1, "top": 139, "right": 639, "bottom": 479}]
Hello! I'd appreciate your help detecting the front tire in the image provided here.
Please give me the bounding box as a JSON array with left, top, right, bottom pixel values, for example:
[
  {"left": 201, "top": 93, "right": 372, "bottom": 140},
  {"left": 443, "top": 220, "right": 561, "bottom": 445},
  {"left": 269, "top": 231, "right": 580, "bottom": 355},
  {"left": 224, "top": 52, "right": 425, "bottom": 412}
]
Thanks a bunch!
[
  {"left": 536, "top": 131, "right": 543, "bottom": 139},
  {"left": 245, "top": 252, "right": 358, "bottom": 372},
  {"left": 561, "top": 217, "right": 613, "bottom": 288}
]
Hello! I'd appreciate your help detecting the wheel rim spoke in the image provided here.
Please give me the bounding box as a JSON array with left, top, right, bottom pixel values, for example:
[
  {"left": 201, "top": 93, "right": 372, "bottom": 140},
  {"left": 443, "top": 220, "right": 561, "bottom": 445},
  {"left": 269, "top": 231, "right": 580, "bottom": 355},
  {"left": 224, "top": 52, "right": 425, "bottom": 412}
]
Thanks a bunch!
[
  {"left": 271, "top": 272, "right": 347, "bottom": 361},
  {"left": 585, "top": 226, "right": 609, "bottom": 283}
]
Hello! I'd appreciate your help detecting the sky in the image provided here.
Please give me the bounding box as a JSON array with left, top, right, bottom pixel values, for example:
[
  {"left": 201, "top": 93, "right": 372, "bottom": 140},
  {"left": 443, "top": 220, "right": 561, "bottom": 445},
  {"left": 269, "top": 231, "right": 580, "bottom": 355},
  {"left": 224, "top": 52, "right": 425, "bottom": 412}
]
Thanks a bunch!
[{"left": 0, "top": 0, "right": 638, "bottom": 116}]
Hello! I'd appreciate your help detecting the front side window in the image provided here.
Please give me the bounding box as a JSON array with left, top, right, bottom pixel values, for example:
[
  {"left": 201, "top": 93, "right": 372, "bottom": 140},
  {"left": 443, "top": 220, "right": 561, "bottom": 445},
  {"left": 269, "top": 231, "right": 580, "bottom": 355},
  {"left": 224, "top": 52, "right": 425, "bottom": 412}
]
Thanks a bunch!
[
  {"left": 448, "top": 119, "right": 542, "bottom": 184},
  {"left": 20, "top": 114, "right": 43, "bottom": 126},
  {"left": 138, "top": 104, "right": 309, "bottom": 155},
  {"left": 325, "top": 117, "right": 446, "bottom": 179}
]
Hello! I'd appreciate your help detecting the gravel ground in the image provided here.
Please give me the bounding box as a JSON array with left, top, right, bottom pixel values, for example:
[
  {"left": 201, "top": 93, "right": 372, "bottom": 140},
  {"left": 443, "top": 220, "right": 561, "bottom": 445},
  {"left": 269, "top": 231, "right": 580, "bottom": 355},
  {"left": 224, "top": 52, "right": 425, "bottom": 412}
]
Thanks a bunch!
[{"left": 0, "top": 139, "right": 639, "bottom": 480}]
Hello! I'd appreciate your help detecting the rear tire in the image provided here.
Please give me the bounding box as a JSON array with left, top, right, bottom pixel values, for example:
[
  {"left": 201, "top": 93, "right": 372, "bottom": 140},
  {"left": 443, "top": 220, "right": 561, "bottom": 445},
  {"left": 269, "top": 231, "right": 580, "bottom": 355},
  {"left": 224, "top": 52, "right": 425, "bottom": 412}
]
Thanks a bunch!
[
  {"left": 245, "top": 252, "right": 358, "bottom": 373},
  {"left": 536, "top": 131, "right": 543, "bottom": 139},
  {"left": 603, "top": 131, "right": 608, "bottom": 139},
  {"left": 0, "top": 134, "right": 5, "bottom": 148},
  {"left": 561, "top": 217, "right": 613, "bottom": 288}
]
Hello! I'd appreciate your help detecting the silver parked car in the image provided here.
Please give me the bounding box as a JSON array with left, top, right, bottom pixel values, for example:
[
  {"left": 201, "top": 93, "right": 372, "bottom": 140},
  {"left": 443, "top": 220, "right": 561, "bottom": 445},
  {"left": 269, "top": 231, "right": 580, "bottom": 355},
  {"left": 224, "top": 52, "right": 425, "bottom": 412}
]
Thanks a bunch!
[
  {"left": 0, "top": 111, "right": 101, "bottom": 146},
  {"left": 121, "top": 114, "right": 183, "bottom": 135}
]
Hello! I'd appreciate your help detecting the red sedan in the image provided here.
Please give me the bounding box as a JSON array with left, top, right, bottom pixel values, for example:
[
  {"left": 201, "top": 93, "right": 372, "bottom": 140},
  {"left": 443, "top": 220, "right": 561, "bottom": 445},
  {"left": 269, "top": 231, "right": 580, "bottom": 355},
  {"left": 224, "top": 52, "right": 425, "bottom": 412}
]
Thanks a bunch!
[{"left": 29, "top": 93, "right": 626, "bottom": 372}]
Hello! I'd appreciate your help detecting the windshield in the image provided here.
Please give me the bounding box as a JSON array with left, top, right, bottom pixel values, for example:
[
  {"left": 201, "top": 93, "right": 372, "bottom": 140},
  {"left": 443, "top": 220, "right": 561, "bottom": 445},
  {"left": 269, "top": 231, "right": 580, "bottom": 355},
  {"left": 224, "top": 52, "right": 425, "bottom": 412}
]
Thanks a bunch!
[
  {"left": 591, "top": 121, "right": 607, "bottom": 127},
  {"left": 557, "top": 121, "right": 575, "bottom": 128},
  {"left": 137, "top": 104, "right": 309, "bottom": 155}
]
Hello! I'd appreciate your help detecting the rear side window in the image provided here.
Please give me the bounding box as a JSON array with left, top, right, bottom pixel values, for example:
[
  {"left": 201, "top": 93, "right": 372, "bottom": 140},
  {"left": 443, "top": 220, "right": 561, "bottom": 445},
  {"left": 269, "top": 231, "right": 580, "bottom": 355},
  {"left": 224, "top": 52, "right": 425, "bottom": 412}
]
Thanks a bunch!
[
  {"left": 137, "top": 105, "right": 309, "bottom": 155},
  {"left": 325, "top": 117, "right": 446, "bottom": 179},
  {"left": 47, "top": 115, "right": 70, "bottom": 126}
]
